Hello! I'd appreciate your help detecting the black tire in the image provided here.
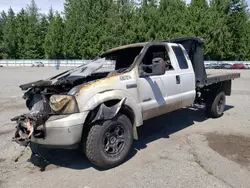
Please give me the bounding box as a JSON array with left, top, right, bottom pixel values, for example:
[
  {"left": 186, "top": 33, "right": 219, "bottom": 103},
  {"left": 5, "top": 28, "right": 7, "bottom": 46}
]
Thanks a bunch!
[
  {"left": 85, "top": 114, "right": 133, "bottom": 169},
  {"left": 206, "top": 92, "right": 226, "bottom": 118}
]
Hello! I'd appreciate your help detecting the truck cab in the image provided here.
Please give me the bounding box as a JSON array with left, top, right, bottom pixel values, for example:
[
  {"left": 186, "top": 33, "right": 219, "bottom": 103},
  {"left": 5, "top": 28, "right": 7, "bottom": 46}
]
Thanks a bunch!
[
  {"left": 135, "top": 42, "right": 196, "bottom": 120},
  {"left": 97, "top": 41, "right": 196, "bottom": 121}
]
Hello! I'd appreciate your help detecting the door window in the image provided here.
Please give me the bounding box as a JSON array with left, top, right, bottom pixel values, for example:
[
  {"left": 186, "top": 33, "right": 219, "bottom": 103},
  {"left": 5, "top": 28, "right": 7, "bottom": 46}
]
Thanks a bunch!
[
  {"left": 141, "top": 45, "right": 174, "bottom": 73},
  {"left": 172, "top": 46, "right": 189, "bottom": 69}
]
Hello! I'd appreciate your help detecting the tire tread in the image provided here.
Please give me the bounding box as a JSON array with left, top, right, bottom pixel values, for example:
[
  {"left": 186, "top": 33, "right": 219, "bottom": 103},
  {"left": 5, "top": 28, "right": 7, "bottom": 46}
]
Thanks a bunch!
[
  {"left": 206, "top": 91, "right": 226, "bottom": 118},
  {"left": 85, "top": 114, "right": 133, "bottom": 169}
]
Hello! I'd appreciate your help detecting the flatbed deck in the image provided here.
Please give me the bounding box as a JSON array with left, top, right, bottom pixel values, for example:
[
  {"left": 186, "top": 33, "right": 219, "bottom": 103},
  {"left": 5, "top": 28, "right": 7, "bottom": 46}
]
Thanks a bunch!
[{"left": 205, "top": 72, "right": 240, "bottom": 85}]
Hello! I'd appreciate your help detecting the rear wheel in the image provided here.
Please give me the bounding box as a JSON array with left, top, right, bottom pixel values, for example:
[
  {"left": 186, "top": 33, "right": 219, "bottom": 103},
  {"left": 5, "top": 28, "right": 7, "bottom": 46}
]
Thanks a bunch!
[
  {"left": 84, "top": 114, "right": 133, "bottom": 169},
  {"left": 206, "top": 91, "right": 226, "bottom": 118}
]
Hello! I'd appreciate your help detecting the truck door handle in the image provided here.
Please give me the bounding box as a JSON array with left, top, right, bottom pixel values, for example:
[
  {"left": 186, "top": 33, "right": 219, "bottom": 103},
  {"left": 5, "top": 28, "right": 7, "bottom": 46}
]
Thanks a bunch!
[{"left": 176, "top": 75, "right": 180, "bottom": 84}]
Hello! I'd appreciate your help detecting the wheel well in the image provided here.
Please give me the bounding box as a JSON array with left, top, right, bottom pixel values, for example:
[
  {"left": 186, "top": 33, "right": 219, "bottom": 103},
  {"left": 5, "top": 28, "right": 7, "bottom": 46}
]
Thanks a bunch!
[
  {"left": 80, "top": 100, "right": 136, "bottom": 150},
  {"left": 208, "top": 81, "right": 231, "bottom": 96},
  {"left": 83, "top": 99, "right": 135, "bottom": 134},
  {"left": 200, "top": 80, "right": 231, "bottom": 103}
]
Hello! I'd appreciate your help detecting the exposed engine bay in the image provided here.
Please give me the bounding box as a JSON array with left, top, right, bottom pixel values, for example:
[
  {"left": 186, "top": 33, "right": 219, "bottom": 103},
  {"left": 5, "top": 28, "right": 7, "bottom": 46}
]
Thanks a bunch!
[{"left": 11, "top": 58, "right": 113, "bottom": 145}]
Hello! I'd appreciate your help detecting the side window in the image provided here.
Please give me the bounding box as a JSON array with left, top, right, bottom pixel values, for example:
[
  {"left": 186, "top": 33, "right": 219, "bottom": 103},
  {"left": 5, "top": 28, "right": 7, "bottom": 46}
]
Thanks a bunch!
[
  {"left": 172, "top": 45, "right": 188, "bottom": 69},
  {"left": 141, "top": 45, "right": 174, "bottom": 73}
]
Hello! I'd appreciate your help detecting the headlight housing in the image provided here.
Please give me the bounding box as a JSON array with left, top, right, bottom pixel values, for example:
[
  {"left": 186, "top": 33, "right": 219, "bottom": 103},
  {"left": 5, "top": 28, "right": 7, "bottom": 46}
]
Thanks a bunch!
[{"left": 49, "top": 95, "right": 79, "bottom": 115}]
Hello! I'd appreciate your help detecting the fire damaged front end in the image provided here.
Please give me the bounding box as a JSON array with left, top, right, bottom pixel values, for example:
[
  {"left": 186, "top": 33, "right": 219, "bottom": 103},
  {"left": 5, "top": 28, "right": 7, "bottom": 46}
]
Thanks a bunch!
[
  {"left": 11, "top": 92, "right": 84, "bottom": 147},
  {"left": 11, "top": 59, "right": 108, "bottom": 148}
]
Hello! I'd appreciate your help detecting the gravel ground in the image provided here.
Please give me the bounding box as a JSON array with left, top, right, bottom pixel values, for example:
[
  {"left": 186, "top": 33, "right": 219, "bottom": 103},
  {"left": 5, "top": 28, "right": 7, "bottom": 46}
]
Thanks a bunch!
[{"left": 0, "top": 67, "right": 250, "bottom": 188}]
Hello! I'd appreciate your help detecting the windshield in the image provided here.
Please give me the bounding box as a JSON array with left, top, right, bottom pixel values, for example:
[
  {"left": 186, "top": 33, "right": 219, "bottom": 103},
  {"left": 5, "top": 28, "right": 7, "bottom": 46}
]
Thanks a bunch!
[
  {"left": 49, "top": 58, "right": 113, "bottom": 81},
  {"left": 49, "top": 46, "right": 143, "bottom": 81},
  {"left": 69, "top": 58, "right": 110, "bottom": 75}
]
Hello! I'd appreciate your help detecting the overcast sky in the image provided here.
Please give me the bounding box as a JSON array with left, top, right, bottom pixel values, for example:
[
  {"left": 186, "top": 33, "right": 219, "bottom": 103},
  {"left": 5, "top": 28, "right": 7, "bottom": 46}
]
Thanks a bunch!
[{"left": 0, "top": 0, "right": 249, "bottom": 14}]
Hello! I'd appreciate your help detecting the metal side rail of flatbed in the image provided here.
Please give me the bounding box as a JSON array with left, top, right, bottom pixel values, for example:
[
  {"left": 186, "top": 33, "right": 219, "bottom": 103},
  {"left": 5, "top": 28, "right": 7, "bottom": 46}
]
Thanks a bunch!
[{"left": 205, "top": 72, "right": 240, "bottom": 85}]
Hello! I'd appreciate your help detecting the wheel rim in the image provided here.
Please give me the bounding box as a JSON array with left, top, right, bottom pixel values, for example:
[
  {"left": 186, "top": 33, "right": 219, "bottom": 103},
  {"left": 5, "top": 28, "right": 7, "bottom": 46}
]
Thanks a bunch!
[
  {"left": 103, "top": 124, "right": 125, "bottom": 155},
  {"left": 217, "top": 96, "right": 225, "bottom": 113}
]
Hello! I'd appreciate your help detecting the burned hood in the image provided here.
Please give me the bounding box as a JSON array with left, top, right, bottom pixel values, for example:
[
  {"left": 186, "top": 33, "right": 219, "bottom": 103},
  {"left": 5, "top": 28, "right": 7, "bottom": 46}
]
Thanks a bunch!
[{"left": 19, "top": 58, "right": 106, "bottom": 91}]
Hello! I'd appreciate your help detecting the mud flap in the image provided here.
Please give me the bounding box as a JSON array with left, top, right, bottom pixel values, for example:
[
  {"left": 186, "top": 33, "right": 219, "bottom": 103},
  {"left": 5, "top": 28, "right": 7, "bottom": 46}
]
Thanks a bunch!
[{"left": 133, "top": 125, "right": 138, "bottom": 140}]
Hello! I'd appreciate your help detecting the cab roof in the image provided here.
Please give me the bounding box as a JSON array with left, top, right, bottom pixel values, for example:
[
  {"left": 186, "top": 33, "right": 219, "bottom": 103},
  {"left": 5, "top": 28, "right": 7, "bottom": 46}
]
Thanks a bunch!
[{"left": 101, "top": 37, "right": 204, "bottom": 56}]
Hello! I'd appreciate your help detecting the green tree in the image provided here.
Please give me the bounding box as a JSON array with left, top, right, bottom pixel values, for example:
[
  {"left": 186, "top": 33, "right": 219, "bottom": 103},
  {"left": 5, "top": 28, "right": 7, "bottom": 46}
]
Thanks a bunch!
[
  {"left": 227, "top": 0, "right": 249, "bottom": 60},
  {"left": 64, "top": 0, "right": 120, "bottom": 59},
  {"left": 207, "top": 0, "right": 232, "bottom": 60},
  {"left": 24, "top": 0, "right": 43, "bottom": 58},
  {"left": 16, "top": 9, "right": 29, "bottom": 58},
  {"left": 103, "top": 0, "right": 138, "bottom": 47},
  {"left": 63, "top": 0, "right": 83, "bottom": 58},
  {"left": 47, "top": 7, "right": 54, "bottom": 23},
  {"left": 158, "top": 0, "right": 189, "bottom": 40},
  {"left": 0, "top": 11, "right": 8, "bottom": 59},
  {"left": 2, "top": 8, "right": 18, "bottom": 59},
  {"left": 188, "top": 0, "right": 210, "bottom": 36},
  {"left": 0, "top": 0, "right": 250, "bottom": 61},
  {"left": 44, "top": 13, "right": 64, "bottom": 59},
  {"left": 208, "top": 0, "right": 250, "bottom": 60},
  {"left": 40, "top": 15, "right": 49, "bottom": 58}
]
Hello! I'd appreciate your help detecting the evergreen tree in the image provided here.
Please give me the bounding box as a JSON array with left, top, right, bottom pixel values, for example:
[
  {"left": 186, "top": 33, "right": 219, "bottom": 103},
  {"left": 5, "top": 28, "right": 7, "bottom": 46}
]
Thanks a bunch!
[
  {"left": 64, "top": 0, "right": 119, "bottom": 59},
  {"left": 63, "top": 0, "right": 83, "bottom": 58},
  {"left": 0, "top": 0, "right": 250, "bottom": 60},
  {"left": 44, "top": 13, "right": 64, "bottom": 59},
  {"left": 158, "top": 0, "right": 189, "bottom": 40},
  {"left": 24, "top": 0, "right": 43, "bottom": 58},
  {"left": 203, "top": 0, "right": 250, "bottom": 60},
  {"left": 0, "top": 11, "right": 8, "bottom": 59},
  {"left": 48, "top": 7, "right": 54, "bottom": 23},
  {"left": 188, "top": 0, "right": 210, "bottom": 37},
  {"left": 104, "top": 0, "right": 138, "bottom": 46},
  {"left": 40, "top": 15, "right": 49, "bottom": 58},
  {"left": 16, "top": 9, "right": 29, "bottom": 58},
  {"left": 227, "top": 0, "right": 249, "bottom": 60},
  {"left": 2, "top": 8, "right": 18, "bottom": 59}
]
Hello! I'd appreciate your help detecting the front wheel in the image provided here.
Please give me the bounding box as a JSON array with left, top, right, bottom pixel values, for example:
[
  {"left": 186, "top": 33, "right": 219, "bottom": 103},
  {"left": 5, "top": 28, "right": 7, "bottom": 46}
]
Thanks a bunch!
[
  {"left": 85, "top": 114, "right": 133, "bottom": 169},
  {"left": 206, "top": 91, "right": 226, "bottom": 118}
]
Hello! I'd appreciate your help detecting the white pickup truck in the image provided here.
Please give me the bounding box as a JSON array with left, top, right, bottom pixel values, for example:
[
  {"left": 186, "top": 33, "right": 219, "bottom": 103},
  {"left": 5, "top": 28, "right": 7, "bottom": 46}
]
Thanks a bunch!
[{"left": 12, "top": 37, "right": 240, "bottom": 169}]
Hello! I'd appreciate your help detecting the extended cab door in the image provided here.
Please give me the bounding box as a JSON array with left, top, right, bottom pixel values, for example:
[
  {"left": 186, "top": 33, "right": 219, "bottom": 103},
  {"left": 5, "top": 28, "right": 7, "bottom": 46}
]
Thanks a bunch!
[
  {"left": 170, "top": 44, "right": 196, "bottom": 107},
  {"left": 137, "top": 44, "right": 182, "bottom": 120}
]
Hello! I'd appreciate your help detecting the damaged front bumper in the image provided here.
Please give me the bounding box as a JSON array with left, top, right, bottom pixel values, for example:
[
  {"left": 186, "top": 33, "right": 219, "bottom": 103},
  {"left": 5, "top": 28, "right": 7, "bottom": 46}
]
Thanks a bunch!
[
  {"left": 11, "top": 88, "right": 88, "bottom": 148},
  {"left": 31, "top": 112, "right": 88, "bottom": 147},
  {"left": 12, "top": 112, "right": 88, "bottom": 148},
  {"left": 11, "top": 112, "right": 48, "bottom": 146}
]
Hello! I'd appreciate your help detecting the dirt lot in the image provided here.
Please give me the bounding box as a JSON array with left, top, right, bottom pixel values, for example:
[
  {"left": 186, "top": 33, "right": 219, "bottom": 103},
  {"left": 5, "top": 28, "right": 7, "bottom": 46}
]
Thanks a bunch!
[{"left": 0, "top": 67, "right": 250, "bottom": 188}]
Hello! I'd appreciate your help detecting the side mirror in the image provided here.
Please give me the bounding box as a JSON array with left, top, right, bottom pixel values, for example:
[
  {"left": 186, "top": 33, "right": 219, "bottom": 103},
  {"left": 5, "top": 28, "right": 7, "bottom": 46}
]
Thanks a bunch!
[{"left": 140, "top": 58, "right": 166, "bottom": 77}]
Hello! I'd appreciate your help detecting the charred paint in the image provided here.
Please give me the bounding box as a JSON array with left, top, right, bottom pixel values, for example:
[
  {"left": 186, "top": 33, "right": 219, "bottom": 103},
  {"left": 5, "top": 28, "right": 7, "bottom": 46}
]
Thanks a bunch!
[
  {"left": 78, "top": 73, "right": 126, "bottom": 94},
  {"left": 101, "top": 42, "right": 147, "bottom": 56}
]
